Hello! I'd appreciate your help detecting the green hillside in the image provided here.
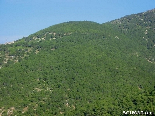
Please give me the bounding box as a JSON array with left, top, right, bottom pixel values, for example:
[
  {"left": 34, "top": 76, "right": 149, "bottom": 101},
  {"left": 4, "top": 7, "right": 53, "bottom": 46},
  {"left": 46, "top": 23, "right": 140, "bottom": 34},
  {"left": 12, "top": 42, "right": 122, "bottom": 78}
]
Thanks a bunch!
[
  {"left": 109, "top": 8, "right": 155, "bottom": 63},
  {"left": 0, "top": 10, "right": 155, "bottom": 115}
]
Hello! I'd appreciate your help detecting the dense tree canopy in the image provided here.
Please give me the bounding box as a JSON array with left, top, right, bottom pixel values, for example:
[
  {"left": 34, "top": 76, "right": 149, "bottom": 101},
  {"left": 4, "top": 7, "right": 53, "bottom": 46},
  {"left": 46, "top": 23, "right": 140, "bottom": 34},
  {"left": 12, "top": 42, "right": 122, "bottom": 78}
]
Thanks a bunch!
[{"left": 0, "top": 9, "right": 155, "bottom": 116}]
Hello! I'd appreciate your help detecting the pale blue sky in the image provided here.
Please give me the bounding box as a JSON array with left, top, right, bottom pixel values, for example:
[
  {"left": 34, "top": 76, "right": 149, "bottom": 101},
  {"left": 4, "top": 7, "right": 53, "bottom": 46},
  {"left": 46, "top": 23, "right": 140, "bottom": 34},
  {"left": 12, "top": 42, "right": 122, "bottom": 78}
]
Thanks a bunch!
[{"left": 0, "top": 0, "right": 155, "bottom": 44}]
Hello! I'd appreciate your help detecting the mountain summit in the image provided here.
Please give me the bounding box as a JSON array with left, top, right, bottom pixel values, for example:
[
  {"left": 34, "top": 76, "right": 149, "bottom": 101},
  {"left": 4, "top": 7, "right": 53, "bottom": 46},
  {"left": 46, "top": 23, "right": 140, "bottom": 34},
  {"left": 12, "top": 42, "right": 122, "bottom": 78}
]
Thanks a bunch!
[{"left": 0, "top": 9, "right": 155, "bottom": 116}]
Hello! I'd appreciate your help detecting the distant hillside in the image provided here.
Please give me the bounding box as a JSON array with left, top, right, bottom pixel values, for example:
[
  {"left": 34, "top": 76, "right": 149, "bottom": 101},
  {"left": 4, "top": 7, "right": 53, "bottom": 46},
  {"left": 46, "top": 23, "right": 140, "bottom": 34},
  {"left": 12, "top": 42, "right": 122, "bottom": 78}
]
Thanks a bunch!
[
  {"left": 0, "top": 9, "right": 155, "bottom": 116},
  {"left": 109, "top": 8, "right": 155, "bottom": 63}
]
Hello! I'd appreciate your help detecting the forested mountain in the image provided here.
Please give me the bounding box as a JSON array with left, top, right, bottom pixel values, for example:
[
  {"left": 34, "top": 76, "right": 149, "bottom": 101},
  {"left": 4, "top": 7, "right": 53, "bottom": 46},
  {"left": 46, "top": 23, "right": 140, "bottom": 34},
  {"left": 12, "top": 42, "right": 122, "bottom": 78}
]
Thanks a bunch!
[
  {"left": 109, "top": 8, "right": 155, "bottom": 63},
  {"left": 0, "top": 9, "right": 155, "bottom": 116}
]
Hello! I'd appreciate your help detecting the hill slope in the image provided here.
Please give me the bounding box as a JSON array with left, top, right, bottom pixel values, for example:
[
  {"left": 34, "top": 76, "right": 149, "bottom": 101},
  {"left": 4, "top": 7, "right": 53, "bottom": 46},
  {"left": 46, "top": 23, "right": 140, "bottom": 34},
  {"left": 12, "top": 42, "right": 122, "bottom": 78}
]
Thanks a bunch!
[
  {"left": 109, "top": 8, "right": 155, "bottom": 63},
  {"left": 0, "top": 11, "right": 155, "bottom": 115}
]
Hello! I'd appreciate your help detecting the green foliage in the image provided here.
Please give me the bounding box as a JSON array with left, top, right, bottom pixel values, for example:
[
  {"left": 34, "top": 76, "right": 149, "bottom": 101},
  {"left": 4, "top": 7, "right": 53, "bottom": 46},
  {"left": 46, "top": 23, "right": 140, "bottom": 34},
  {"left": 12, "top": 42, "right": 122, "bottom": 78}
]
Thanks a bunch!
[{"left": 0, "top": 10, "right": 155, "bottom": 115}]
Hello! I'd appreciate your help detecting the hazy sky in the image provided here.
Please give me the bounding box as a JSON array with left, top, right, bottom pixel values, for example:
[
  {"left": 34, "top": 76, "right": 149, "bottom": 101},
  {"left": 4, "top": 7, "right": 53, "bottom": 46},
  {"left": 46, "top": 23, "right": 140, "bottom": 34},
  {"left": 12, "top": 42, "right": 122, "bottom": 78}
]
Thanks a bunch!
[{"left": 0, "top": 0, "right": 155, "bottom": 44}]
